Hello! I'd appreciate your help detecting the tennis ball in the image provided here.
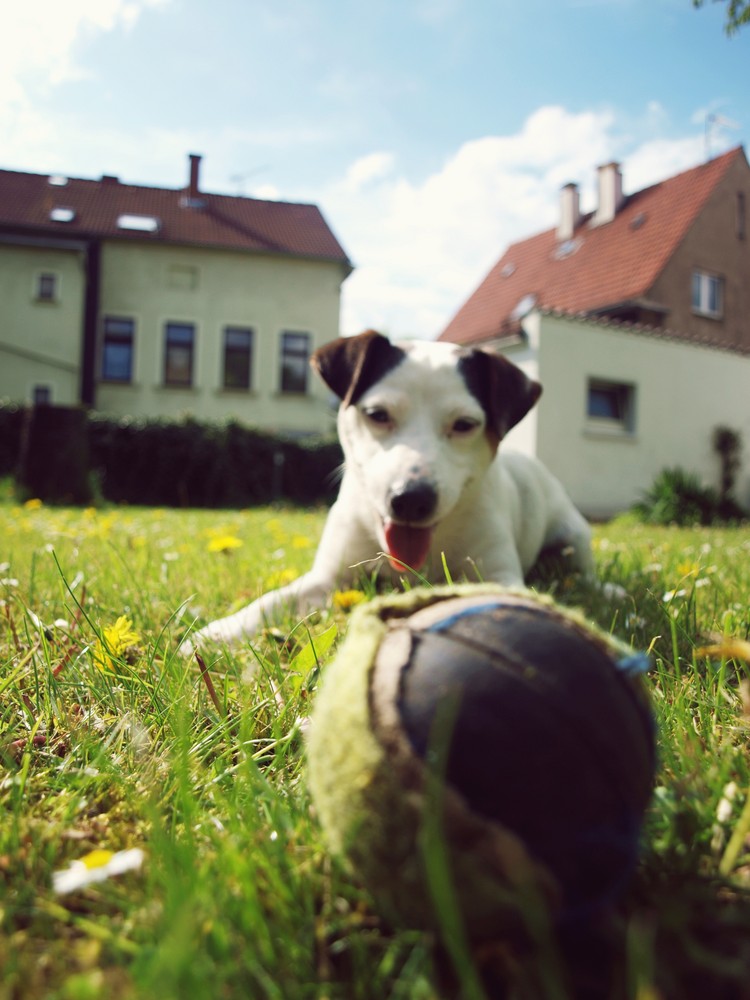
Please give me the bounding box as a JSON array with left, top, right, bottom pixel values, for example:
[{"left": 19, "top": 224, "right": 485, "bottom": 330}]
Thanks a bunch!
[{"left": 307, "top": 585, "right": 655, "bottom": 943}]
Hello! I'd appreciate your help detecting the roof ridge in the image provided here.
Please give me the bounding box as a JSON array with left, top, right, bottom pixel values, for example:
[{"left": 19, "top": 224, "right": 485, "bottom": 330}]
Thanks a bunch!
[
  {"left": 506, "top": 144, "right": 745, "bottom": 249},
  {"left": 0, "top": 164, "right": 319, "bottom": 211}
]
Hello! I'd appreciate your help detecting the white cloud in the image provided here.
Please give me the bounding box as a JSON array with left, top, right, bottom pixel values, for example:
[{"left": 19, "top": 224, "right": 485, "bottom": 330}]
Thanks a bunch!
[
  {"left": 343, "top": 152, "right": 396, "bottom": 193},
  {"left": 0, "top": 0, "right": 170, "bottom": 178},
  {"left": 623, "top": 136, "right": 706, "bottom": 193},
  {"left": 328, "top": 106, "right": 613, "bottom": 339},
  {"left": 0, "top": 0, "right": 166, "bottom": 93},
  {"left": 326, "top": 105, "right": 715, "bottom": 341}
]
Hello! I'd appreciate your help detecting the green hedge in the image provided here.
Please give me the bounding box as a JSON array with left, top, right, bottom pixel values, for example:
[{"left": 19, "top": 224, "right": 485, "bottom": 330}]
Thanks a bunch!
[{"left": 0, "top": 403, "right": 342, "bottom": 508}]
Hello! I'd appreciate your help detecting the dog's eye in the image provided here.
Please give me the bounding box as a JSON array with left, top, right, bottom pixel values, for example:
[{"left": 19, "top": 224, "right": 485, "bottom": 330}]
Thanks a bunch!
[
  {"left": 451, "top": 417, "right": 480, "bottom": 435},
  {"left": 363, "top": 406, "right": 391, "bottom": 426}
]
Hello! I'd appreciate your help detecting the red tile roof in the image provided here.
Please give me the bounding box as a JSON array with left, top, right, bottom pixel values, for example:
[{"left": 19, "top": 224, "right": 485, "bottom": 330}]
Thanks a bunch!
[
  {"left": 440, "top": 146, "right": 745, "bottom": 344},
  {"left": 0, "top": 165, "right": 351, "bottom": 268}
]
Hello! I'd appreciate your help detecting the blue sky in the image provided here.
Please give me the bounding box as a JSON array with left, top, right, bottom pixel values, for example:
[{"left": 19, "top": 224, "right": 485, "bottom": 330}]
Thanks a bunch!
[{"left": 2, "top": 0, "right": 747, "bottom": 338}]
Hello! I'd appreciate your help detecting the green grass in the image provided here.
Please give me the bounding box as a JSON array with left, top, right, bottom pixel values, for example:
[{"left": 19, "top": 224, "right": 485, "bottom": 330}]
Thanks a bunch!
[{"left": 1, "top": 498, "right": 749, "bottom": 999}]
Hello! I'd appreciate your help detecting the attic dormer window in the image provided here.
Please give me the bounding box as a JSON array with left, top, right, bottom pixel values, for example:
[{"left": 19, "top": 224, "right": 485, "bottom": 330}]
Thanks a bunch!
[{"left": 117, "top": 214, "right": 160, "bottom": 233}]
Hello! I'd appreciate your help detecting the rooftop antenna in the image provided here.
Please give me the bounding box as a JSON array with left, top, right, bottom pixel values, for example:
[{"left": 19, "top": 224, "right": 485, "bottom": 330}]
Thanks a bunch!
[
  {"left": 229, "top": 167, "right": 268, "bottom": 195},
  {"left": 705, "top": 112, "right": 740, "bottom": 160}
]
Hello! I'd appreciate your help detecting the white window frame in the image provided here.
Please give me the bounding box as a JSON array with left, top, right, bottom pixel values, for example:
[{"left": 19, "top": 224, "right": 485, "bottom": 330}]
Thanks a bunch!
[
  {"left": 164, "top": 321, "right": 196, "bottom": 387},
  {"left": 222, "top": 326, "right": 254, "bottom": 391},
  {"left": 279, "top": 331, "right": 311, "bottom": 394},
  {"left": 691, "top": 271, "right": 723, "bottom": 319},
  {"left": 101, "top": 316, "right": 136, "bottom": 383},
  {"left": 586, "top": 378, "right": 636, "bottom": 436},
  {"left": 35, "top": 272, "right": 59, "bottom": 303}
]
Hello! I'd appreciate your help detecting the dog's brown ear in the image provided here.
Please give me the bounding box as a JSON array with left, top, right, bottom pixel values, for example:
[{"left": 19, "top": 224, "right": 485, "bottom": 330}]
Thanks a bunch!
[
  {"left": 458, "top": 348, "right": 542, "bottom": 446},
  {"left": 312, "top": 330, "right": 406, "bottom": 406}
]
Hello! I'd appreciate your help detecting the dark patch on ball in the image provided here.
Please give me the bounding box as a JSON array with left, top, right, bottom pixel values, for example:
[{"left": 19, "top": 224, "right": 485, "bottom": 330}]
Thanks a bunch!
[{"left": 396, "top": 599, "right": 655, "bottom": 913}]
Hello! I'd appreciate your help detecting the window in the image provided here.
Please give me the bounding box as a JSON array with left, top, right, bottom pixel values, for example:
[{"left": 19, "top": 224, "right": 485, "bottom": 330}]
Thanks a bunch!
[
  {"left": 164, "top": 322, "right": 195, "bottom": 386},
  {"left": 691, "top": 271, "right": 723, "bottom": 319},
  {"left": 223, "top": 327, "right": 254, "bottom": 390},
  {"left": 280, "top": 331, "right": 311, "bottom": 394},
  {"left": 32, "top": 385, "right": 52, "bottom": 405},
  {"left": 586, "top": 379, "right": 636, "bottom": 434},
  {"left": 102, "top": 317, "right": 135, "bottom": 382},
  {"left": 36, "top": 272, "right": 58, "bottom": 302}
]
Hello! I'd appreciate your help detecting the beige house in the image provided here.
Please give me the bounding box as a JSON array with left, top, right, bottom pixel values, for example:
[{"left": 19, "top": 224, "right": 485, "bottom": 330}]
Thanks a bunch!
[
  {"left": 0, "top": 154, "right": 352, "bottom": 435},
  {"left": 440, "top": 147, "right": 750, "bottom": 516},
  {"left": 492, "top": 310, "right": 750, "bottom": 518}
]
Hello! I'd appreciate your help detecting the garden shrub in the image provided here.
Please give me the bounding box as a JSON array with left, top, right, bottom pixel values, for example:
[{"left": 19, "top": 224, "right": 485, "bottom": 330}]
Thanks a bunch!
[{"left": 633, "top": 467, "right": 735, "bottom": 526}]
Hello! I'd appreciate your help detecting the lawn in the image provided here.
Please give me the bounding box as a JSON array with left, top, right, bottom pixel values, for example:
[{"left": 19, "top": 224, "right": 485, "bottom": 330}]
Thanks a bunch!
[{"left": 1, "top": 495, "right": 749, "bottom": 999}]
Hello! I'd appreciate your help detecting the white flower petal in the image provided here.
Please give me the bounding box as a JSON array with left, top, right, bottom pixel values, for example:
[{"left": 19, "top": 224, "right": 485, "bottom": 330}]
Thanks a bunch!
[{"left": 52, "top": 848, "right": 145, "bottom": 895}]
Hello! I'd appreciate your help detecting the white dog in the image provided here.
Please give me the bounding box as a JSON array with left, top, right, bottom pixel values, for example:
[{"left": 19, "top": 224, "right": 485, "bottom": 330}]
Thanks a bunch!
[{"left": 181, "top": 330, "right": 597, "bottom": 653}]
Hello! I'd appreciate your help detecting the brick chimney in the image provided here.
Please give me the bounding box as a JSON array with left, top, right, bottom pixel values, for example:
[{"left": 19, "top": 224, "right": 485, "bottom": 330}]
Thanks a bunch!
[
  {"left": 558, "top": 182, "right": 581, "bottom": 241},
  {"left": 181, "top": 153, "right": 205, "bottom": 208},
  {"left": 592, "top": 161, "right": 624, "bottom": 226}
]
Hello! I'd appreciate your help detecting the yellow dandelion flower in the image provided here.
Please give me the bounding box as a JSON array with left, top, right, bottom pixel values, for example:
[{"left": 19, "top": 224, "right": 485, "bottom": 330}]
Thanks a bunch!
[
  {"left": 94, "top": 615, "right": 141, "bottom": 671},
  {"left": 676, "top": 560, "right": 700, "bottom": 579},
  {"left": 292, "top": 535, "right": 312, "bottom": 549},
  {"left": 333, "top": 589, "right": 366, "bottom": 611},
  {"left": 24, "top": 498, "right": 43, "bottom": 510},
  {"left": 207, "top": 534, "right": 243, "bottom": 553}
]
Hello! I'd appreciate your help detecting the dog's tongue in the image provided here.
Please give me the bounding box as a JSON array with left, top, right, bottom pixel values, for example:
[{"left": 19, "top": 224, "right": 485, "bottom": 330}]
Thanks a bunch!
[{"left": 384, "top": 521, "right": 433, "bottom": 571}]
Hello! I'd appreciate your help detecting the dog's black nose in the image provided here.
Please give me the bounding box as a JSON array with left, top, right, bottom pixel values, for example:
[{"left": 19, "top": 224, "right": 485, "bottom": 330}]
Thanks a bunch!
[{"left": 388, "top": 481, "right": 438, "bottom": 523}]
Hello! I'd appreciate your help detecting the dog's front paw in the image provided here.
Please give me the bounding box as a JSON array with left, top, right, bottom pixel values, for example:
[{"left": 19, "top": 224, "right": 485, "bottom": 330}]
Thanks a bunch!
[
  {"left": 178, "top": 606, "right": 263, "bottom": 657},
  {"left": 178, "top": 621, "right": 232, "bottom": 658}
]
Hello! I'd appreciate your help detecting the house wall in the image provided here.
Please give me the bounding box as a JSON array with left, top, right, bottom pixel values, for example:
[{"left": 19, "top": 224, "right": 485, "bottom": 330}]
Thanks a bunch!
[
  {"left": 481, "top": 330, "right": 541, "bottom": 459},
  {"left": 649, "top": 153, "right": 750, "bottom": 351},
  {"left": 0, "top": 242, "right": 86, "bottom": 405},
  {"left": 93, "top": 242, "right": 345, "bottom": 435},
  {"left": 502, "top": 312, "right": 750, "bottom": 519}
]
